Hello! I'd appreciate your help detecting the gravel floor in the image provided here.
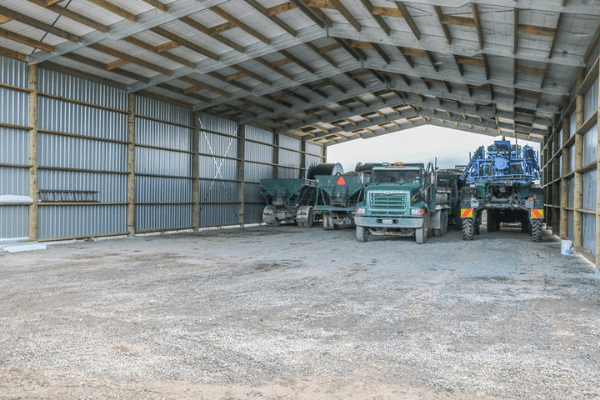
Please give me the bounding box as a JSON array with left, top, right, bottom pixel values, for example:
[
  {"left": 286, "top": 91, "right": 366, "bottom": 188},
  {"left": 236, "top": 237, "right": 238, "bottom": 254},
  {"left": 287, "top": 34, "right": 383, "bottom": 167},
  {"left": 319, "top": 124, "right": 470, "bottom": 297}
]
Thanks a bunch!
[{"left": 0, "top": 223, "right": 598, "bottom": 399}]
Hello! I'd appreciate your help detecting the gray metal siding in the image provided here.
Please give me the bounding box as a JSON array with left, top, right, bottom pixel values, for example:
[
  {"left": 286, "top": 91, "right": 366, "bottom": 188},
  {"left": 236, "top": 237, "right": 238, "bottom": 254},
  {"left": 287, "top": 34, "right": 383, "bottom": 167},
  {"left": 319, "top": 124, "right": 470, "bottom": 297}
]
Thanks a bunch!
[
  {"left": 582, "top": 170, "right": 597, "bottom": 211},
  {"left": 39, "top": 205, "right": 127, "bottom": 239},
  {"left": 279, "top": 134, "right": 301, "bottom": 150},
  {"left": 244, "top": 203, "right": 264, "bottom": 224},
  {"left": 567, "top": 178, "right": 575, "bottom": 208},
  {"left": 136, "top": 176, "right": 192, "bottom": 203},
  {"left": 135, "top": 204, "right": 192, "bottom": 231},
  {"left": 569, "top": 111, "right": 576, "bottom": 137},
  {"left": 306, "top": 142, "right": 323, "bottom": 156},
  {"left": 38, "top": 170, "right": 127, "bottom": 203},
  {"left": 583, "top": 214, "right": 596, "bottom": 255},
  {"left": 38, "top": 68, "right": 127, "bottom": 110},
  {"left": 136, "top": 118, "right": 192, "bottom": 151},
  {"left": 0, "top": 206, "right": 28, "bottom": 239},
  {"left": 38, "top": 97, "right": 127, "bottom": 141},
  {"left": 245, "top": 163, "right": 274, "bottom": 182},
  {"left": 583, "top": 124, "right": 598, "bottom": 165},
  {"left": 136, "top": 95, "right": 192, "bottom": 125},
  {"left": 245, "top": 125, "right": 273, "bottom": 143},
  {"left": 0, "top": 55, "right": 29, "bottom": 239},
  {"left": 584, "top": 77, "right": 598, "bottom": 121},
  {"left": 200, "top": 204, "right": 239, "bottom": 227}
]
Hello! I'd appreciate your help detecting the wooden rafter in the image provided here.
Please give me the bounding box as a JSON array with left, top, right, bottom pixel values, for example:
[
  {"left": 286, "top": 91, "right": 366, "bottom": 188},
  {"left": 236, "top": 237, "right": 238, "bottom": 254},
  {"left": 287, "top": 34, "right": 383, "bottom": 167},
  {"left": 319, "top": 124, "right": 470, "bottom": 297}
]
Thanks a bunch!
[
  {"left": 517, "top": 24, "right": 556, "bottom": 37},
  {"left": 179, "top": 17, "right": 244, "bottom": 53},
  {"left": 230, "top": 65, "right": 273, "bottom": 86},
  {"left": 395, "top": 2, "right": 421, "bottom": 40},
  {"left": 180, "top": 76, "right": 232, "bottom": 97},
  {"left": 0, "top": 4, "right": 80, "bottom": 42},
  {"left": 433, "top": 6, "right": 452, "bottom": 45},
  {"left": 330, "top": 0, "right": 361, "bottom": 32},
  {"left": 471, "top": 3, "right": 484, "bottom": 50},
  {"left": 254, "top": 57, "right": 294, "bottom": 80},
  {"left": 267, "top": 2, "right": 297, "bottom": 16},
  {"left": 122, "top": 37, "right": 195, "bottom": 68},
  {"left": 280, "top": 49, "right": 316, "bottom": 74},
  {"left": 246, "top": 0, "right": 297, "bottom": 36},
  {"left": 359, "top": 0, "right": 391, "bottom": 36},
  {"left": 0, "top": 27, "right": 53, "bottom": 53},
  {"left": 89, "top": 43, "right": 172, "bottom": 75},
  {"left": 87, "top": 0, "right": 136, "bottom": 22},
  {"left": 514, "top": 8, "right": 519, "bottom": 54},
  {"left": 210, "top": 6, "right": 271, "bottom": 45},
  {"left": 151, "top": 27, "right": 220, "bottom": 61},
  {"left": 306, "top": 42, "right": 337, "bottom": 67},
  {"left": 142, "top": 0, "right": 167, "bottom": 12},
  {"left": 62, "top": 53, "right": 150, "bottom": 83}
]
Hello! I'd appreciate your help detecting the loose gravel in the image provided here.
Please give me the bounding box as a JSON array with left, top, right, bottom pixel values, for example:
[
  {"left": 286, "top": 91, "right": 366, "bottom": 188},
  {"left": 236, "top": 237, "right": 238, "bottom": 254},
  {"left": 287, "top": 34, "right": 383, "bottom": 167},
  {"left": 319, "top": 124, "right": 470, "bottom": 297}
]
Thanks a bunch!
[{"left": 0, "top": 224, "right": 598, "bottom": 399}]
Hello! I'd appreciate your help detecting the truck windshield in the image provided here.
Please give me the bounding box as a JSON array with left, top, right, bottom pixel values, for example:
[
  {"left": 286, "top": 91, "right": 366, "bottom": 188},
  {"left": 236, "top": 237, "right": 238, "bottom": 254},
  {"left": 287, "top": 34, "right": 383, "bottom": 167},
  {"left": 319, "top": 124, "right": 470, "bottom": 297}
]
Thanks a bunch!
[{"left": 371, "top": 170, "right": 421, "bottom": 185}]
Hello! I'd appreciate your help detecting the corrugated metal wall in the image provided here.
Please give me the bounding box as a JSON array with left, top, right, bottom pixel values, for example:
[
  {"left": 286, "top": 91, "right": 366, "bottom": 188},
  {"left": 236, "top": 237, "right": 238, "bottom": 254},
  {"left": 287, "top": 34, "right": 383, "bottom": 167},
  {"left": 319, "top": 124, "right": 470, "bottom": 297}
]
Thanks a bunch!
[
  {"left": 135, "top": 95, "right": 193, "bottom": 231},
  {"left": 37, "top": 67, "right": 128, "bottom": 239},
  {"left": 0, "top": 55, "right": 29, "bottom": 239},
  {"left": 0, "top": 55, "right": 326, "bottom": 240}
]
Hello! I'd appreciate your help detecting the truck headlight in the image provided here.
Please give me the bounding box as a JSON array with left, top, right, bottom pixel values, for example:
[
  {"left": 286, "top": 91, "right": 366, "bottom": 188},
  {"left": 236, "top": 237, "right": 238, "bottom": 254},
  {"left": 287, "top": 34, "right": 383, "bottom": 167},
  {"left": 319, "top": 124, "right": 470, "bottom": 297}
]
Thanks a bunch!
[
  {"left": 355, "top": 208, "right": 366, "bottom": 215},
  {"left": 411, "top": 209, "right": 424, "bottom": 215}
]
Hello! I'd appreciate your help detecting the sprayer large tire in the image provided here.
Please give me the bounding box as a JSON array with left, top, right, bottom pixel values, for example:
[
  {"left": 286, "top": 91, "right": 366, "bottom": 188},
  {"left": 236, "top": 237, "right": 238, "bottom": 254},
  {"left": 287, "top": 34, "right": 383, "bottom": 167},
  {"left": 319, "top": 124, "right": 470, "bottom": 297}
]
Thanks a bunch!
[
  {"left": 487, "top": 213, "right": 496, "bottom": 232},
  {"left": 442, "top": 211, "right": 448, "bottom": 235},
  {"left": 462, "top": 218, "right": 474, "bottom": 241},
  {"left": 474, "top": 212, "right": 481, "bottom": 235},
  {"left": 356, "top": 225, "right": 368, "bottom": 242},
  {"left": 307, "top": 163, "right": 344, "bottom": 180},
  {"left": 532, "top": 219, "right": 543, "bottom": 242}
]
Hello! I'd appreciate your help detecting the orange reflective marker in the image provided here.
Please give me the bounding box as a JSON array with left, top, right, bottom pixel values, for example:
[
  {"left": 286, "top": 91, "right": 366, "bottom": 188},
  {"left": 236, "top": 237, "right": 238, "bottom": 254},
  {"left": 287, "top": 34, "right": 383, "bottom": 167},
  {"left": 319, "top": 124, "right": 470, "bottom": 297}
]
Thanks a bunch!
[
  {"left": 531, "top": 209, "right": 544, "bottom": 219},
  {"left": 337, "top": 176, "right": 346, "bottom": 185},
  {"left": 461, "top": 209, "right": 473, "bottom": 218}
]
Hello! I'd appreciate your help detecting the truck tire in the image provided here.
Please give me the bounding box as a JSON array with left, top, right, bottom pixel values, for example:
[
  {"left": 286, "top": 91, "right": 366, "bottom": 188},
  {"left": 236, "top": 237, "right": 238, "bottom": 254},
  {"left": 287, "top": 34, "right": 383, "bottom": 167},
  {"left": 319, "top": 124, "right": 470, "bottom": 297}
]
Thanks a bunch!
[
  {"left": 442, "top": 210, "right": 448, "bottom": 235},
  {"left": 322, "top": 214, "right": 331, "bottom": 230},
  {"left": 532, "top": 219, "right": 543, "bottom": 242},
  {"left": 416, "top": 217, "right": 428, "bottom": 244},
  {"left": 462, "top": 218, "right": 474, "bottom": 241},
  {"left": 474, "top": 211, "right": 481, "bottom": 235},
  {"left": 270, "top": 219, "right": 281, "bottom": 227},
  {"left": 356, "top": 225, "right": 368, "bottom": 242}
]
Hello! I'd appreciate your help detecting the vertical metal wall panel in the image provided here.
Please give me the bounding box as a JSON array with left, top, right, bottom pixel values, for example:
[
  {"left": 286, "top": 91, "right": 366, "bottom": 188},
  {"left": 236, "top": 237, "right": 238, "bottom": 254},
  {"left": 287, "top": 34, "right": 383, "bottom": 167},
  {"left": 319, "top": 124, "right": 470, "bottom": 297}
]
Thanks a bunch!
[
  {"left": 567, "top": 178, "right": 575, "bottom": 208},
  {"left": 37, "top": 170, "right": 127, "bottom": 203},
  {"left": 38, "top": 68, "right": 127, "bottom": 110},
  {"left": 279, "top": 167, "right": 299, "bottom": 179},
  {"left": 0, "top": 87, "right": 29, "bottom": 126},
  {"left": 584, "top": 77, "right": 598, "bottom": 121},
  {"left": 279, "top": 135, "right": 301, "bottom": 150},
  {"left": 306, "top": 142, "right": 323, "bottom": 156},
  {"left": 199, "top": 204, "right": 239, "bottom": 227},
  {"left": 135, "top": 176, "right": 192, "bottom": 203},
  {"left": 199, "top": 113, "right": 237, "bottom": 135},
  {"left": 558, "top": 180, "right": 561, "bottom": 205},
  {"left": 245, "top": 141, "right": 273, "bottom": 163},
  {"left": 558, "top": 155, "right": 562, "bottom": 177},
  {"left": 244, "top": 204, "right": 264, "bottom": 224},
  {"left": 0, "top": 167, "right": 29, "bottom": 196},
  {"left": 279, "top": 149, "right": 301, "bottom": 167},
  {"left": 583, "top": 214, "right": 596, "bottom": 255},
  {"left": 135, "top": 147, "right": 192, "bottom": 176},
  {"left": 582, "top": 170, "right": 597, "bottom": 211},
  {"left": 245, "top": 125, "right": 273, "bottom": 144},
  {"left": 587, "top": 40, "right": 600, "bottom": 76},
  {"left": 244, "top": 182, "right": 264, "bottom": 203},
  {"left": 198, "top": 180, "right": 239, "bottom": 203},
  {"left": 569, "top": 111, "right": 576, "bottom": 137},
  {"left": 0, "top": 56, "right": 29, "bottom": 239},
  {"left": 199, "top": 131, "right": 238, "bottom": 169},
  {"left": 583, "top": 124, "right": 598, "bottom": 165},
  {"left": 0, "top": 56, "right": 28, "bottom": 87},
  {"left": 136, "top": 95, "right": 192, "bottom": 125},
  {"left": 0, "top": 128, "right": 29, "bottom": 164},
  {"left": 0, "top": 206, "right": 28, "bottom": 238},
  {"left": 567, "top": 211, "right": 574, "bottom": 240},
  {"left": 38, "top": 205, "right": 127, "bottom": 239},
  {"left": 38, "top": 133, "right": 128, "bottom": 172},
  {"left": 568, "top": 145, "right": 575, "bottom": 172},
  {"left": 38, "top": 97, "right": 127, "bottom": 141},
  {"left": 198, "top": 156, "right": 237, "bottom": 180},
  {"left": 135, "top": 204, "right": 192, "bottom": 231},
  {"left": 135, "top": 117, "right": 192, "bottom": 151},
  {"left": 245, "top": 163, "right": 273, "bottom": 182}
]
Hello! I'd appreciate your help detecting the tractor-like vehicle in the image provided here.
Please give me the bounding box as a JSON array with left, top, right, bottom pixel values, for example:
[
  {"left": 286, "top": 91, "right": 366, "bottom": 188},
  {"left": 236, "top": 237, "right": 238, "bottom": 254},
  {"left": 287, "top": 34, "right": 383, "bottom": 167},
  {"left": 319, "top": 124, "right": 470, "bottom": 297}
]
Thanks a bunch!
[{"left": 459, "top": 138, "right": 544, "bottom": 241}]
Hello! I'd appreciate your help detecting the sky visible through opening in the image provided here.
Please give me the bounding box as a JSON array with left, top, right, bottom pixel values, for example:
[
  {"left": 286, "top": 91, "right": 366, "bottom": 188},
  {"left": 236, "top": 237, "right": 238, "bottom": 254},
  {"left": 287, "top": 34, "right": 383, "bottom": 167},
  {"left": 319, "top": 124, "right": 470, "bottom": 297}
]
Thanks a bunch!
[{"left": 327, "top": 125, "right": 542, "bottom": 173}]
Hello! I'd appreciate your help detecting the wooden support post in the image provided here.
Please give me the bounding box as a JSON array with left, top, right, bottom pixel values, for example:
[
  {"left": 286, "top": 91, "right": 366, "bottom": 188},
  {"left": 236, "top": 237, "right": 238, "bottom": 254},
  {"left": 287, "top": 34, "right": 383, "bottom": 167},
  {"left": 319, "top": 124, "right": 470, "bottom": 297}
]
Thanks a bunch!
[
  {"left": 574, "top": 67, "right": 584, "bottom": 248},
  {"left": 300, "top": 139, "right": 306, "bottom": 179},
  {"left": 552, "top": 133, "right": 560, "bottom": 233},
  {"left": 127, "top": 93, "right": 136, "bottom": 236},
  {"left": 273, "top": 133, "right": 280, "bottom": 179},
  {"left": 237, "top": 124, "right": 246, "bottom": 227},
  {"left": 542, "top": 135, "right": 549, "bottom": 226},
  {"left": 560, "top": 117, "right": 569, "bottom": 239},
  {"left": 28, "top": 65, "right": 38, "bottom": 241},
  {"left": 323, "top": 143, "right": 328, "bottom": 163},
  {"left": 192, "top": 111, "right": 200, "bottom": 230}
]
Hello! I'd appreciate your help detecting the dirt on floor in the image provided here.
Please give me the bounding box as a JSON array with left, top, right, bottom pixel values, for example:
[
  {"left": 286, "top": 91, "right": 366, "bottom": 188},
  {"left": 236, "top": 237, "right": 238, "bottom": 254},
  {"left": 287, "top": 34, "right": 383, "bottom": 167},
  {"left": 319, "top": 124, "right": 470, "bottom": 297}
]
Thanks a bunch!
[{"left": 0, "top": 223, "right": 598, "bottom": 399}]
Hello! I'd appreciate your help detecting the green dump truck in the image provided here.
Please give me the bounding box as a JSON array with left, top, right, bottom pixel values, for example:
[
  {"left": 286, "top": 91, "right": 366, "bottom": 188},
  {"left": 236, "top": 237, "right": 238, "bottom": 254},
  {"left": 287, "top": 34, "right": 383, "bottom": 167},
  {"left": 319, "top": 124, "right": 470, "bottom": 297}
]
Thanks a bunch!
[
  {"left": 354, "top": 162, "right": 452, "bottom": 244},
  {"left": 314, "top": 173, "right": 365, "bottom": 230},
  {"left": 260, "top": 163, "right": 343, "bottom": 227}
]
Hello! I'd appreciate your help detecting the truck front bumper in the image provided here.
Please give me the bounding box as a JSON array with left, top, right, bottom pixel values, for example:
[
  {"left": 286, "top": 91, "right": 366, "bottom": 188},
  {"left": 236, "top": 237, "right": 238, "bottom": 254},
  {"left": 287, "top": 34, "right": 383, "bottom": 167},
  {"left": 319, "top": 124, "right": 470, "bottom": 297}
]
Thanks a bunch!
[{"left": 355, "top": 216, "right": 423, "bottom": 229}]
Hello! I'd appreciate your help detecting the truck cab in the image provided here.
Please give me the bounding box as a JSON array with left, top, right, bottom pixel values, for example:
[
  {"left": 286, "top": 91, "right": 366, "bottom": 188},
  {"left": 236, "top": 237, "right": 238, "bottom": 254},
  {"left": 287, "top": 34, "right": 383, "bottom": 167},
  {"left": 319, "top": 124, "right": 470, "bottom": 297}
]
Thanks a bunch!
[{"left": 354, "top": 162, "right": 450, "bottom": 244}]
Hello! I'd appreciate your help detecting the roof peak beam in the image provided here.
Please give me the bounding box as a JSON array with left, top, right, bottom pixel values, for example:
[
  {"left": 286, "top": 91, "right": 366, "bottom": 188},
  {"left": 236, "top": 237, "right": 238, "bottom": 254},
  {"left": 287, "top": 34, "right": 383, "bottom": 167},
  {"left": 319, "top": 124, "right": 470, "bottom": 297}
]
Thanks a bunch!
[
  {"left": 275, "top": 90, "right": 551, "bottom": 134},
  {"left": 28, "top": 0, "right": 231, "bottom": 65},
  {"left": 399, "top": 1, "right": 600, "bottom": 16}
]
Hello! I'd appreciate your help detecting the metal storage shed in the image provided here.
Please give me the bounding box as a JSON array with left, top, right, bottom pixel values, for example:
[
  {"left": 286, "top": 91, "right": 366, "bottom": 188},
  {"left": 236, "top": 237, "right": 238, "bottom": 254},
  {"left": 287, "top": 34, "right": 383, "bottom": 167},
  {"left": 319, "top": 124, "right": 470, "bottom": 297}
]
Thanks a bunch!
[{"left": 0, "top": 0, "right": 598, "bottom": 260}]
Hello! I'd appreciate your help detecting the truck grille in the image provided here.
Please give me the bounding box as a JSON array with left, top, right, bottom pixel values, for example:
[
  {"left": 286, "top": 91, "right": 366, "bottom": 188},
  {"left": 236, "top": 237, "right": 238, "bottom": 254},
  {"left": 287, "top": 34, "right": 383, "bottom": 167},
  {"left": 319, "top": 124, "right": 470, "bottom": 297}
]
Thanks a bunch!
[{"left": 369, "top": 192, "right": 407, "bottom": 210}]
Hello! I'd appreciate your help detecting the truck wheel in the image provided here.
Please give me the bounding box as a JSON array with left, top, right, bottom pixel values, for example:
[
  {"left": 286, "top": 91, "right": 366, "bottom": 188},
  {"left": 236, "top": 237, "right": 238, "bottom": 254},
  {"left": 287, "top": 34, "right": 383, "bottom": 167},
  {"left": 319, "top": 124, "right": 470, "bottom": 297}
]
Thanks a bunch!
[
  {"left": 306, "top": 208, "right": 314, "bottom": 228},
  {"left": 442, "top": 211, "right": 448, "bottom": 235},
  {"left": 521, "top": 218, "right": 531, "bottom": 234},
  {"left": 356, "top": 225, "right": 368, "bottom": 242},
  {"left": 322, "top": 214, "right": 331, "bottom": 230},
  {"left": 462, "top": 218, "right": 474, "bottom": 241},
  {"left": 416, "top": 217, "right": 428, "bottom": 244},
  {"left": 272, "top": 219, "right": 281, "bottom": 227},
  {"left": 474, "top": 211, "right": 481, "bottom": 235},
  {"left": 532, "top": 219, "right": 543, "bottom": 242},
  {"left": 433, "top": 228, "right": 441, "bottom": 237}
]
